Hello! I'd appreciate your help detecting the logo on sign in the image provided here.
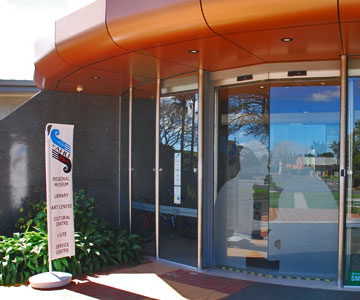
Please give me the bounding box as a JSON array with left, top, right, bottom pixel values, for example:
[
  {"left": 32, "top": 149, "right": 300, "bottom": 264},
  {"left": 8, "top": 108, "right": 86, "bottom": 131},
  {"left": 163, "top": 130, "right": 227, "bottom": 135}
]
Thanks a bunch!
[{"left": 51, "top": 129, "right": 72, "bottom": 173}]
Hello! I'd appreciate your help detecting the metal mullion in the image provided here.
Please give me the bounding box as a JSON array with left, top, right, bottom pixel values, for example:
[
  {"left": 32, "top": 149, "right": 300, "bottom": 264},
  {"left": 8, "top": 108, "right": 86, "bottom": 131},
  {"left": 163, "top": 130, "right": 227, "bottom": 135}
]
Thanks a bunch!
[
  {"left": 338, "top": 54, "right": 348, "bottom": 288},
  {"left": 128, "top": 87, "right": 133, "bottom": 233},
  {"left": 118, "top": 95, "right": 122, "bottom": 227},
  {"left": 213, "top": 89, "right": 218, "bottom": 228},
  {"left": 198, "top": 69, "right": 204, "bottom": 269},
  {"left": 155, "top": 78, "right": 160, "bottom": 259}
]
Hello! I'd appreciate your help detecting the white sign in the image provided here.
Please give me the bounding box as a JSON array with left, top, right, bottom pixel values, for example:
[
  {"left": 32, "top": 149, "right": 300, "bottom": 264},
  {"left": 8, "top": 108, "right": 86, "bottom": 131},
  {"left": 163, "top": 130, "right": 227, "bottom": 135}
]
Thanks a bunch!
[
  {"left": 174, "top": 153, "right": 181, "bottom": 204},
  {"left": 45, "top": 123, "right": 75, "bottom": 261},
  {"left": 174, "top": 153, "right": 181, "bottom": 186}
]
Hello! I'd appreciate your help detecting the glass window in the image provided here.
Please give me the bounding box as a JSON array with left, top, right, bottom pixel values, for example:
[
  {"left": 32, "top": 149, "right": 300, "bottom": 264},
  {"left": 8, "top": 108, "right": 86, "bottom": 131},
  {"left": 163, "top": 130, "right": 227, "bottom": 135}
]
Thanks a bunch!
[
  {"left": 269, "top": 80, "right": 340, "bottom": 278},
  {"left": 345, "top": 76, "right": 360, "bottom": 285},
  {"left": 130, "top": 82, "right": 157, "bottom": 256},
  {"left": 215, "top": 79, "right": 340, "bottom": 279},
  {"left": 159, "top": 75, "right": 198, "bottom": 266},
  {"left": 215, "top": 83, "right": 270, "bottom": 270}
]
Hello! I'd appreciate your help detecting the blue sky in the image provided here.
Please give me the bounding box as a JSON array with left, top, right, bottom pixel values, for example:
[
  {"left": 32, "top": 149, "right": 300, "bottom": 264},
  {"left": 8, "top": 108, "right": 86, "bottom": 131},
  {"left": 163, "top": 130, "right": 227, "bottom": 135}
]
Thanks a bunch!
[
  {"left": 0, "top": 0, "right": 95, "bottom": 80},
  {"left": 270, "top": 86, "right": 340, "bottom": 113},
  {"left": 270, "top": 86, "right": 340, "bottom": 153}
]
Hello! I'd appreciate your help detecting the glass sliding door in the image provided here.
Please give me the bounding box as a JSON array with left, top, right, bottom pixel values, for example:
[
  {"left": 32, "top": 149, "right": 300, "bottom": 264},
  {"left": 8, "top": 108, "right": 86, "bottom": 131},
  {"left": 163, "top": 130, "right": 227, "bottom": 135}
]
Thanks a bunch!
[
  {"left": 215, "top": 79, "right": 340, "bottom": 279},
  {"left": 345, "top": 76, "right": 360, "bottom": 285},
  {"left": 159, "top": 75, "right": 198, "bottom": 266},
  {"left": 215, "top": 83, "right": 271, "bottom": 270},
  {"left": 268, "top": 80, "right": 340, "bottom": 278},
  {"left": 131, "top": 82, "right": 156, "bottom": 256}
]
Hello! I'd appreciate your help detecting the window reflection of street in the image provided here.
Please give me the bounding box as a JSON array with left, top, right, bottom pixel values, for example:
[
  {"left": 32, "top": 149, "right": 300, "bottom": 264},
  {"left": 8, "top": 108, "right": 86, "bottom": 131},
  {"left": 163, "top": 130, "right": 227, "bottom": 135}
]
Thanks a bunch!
[
  {"left": 269, "top": 82, "right": 340, "bottom": 278},
  {"left": 215, "top": 80, "right": 340, "bottom": 278},
  {"left": 215, "top": 84, "right": 271, "bottom": 270},
  {"left": 345, "top": 76, "right": 360, "bottom": 285}
]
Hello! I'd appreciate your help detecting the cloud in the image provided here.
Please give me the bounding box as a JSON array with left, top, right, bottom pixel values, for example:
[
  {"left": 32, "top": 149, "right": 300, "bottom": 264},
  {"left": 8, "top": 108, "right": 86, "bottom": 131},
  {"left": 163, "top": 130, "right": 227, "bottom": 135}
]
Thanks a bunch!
[{"left": 306, "top": 88, "right": 340, "bottom": 102}]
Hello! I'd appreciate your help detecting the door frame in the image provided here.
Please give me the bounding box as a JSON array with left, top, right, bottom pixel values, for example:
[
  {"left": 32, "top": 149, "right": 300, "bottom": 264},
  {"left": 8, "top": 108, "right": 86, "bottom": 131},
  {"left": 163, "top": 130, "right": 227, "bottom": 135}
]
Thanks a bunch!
[
  {"left": 127, "top": 72, "right": 204, "bottom": 269},
  {"left": 211, "top": 59, "right": 346, "bottom": 286}
]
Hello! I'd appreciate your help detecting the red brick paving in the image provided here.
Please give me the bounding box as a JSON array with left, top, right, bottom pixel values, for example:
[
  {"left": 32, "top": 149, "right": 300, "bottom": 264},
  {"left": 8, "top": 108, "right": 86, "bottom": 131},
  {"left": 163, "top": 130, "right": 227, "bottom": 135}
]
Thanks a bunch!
[
  {"left": 159, "top": 269, "right": 254, "bottom": 294},
  {"left": 66, "top": 281, "right": 155, "bottom": 300},
  {"left": 3, "top": 261, "right": 254, "bottom": 299}
]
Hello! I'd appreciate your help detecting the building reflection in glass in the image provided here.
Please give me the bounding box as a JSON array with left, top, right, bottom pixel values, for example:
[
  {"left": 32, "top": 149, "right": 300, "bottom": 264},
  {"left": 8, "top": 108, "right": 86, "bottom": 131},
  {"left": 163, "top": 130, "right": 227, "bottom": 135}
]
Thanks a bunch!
[
  {"left": 215, "top": 80, "right": 340, "bottom": 278},
  {"left": 345, "top": 76, "right": 360, "bottom": 285}
]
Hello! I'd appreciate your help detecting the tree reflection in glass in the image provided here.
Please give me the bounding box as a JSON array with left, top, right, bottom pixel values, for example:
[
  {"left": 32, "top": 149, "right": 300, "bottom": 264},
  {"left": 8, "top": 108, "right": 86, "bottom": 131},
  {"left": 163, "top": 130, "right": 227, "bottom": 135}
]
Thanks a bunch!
[
  {"left": 159, "top": 93, "right": 198, "bottom": 208},
  {"left": 345, "top": 77, "right": 360, "bottom": 285},
  {"left": 159, "top": 90, "right": 198, "bottom": 267},
  {"left": 215, "top": 80, "right": 341, "bottom": 279},
  {"left": 215, "top": 84, "right": 270, "bottom": 270}
]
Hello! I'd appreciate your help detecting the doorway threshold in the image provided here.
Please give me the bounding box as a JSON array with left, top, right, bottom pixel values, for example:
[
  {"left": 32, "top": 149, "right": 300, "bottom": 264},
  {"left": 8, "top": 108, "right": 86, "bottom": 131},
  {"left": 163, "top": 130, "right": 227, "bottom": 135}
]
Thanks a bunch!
[
  {"left": 200, "top": 266, "right": 351, "bottom": 291},
  {"left": 145, "top": 256, "right": 198, "bottom": 271}
]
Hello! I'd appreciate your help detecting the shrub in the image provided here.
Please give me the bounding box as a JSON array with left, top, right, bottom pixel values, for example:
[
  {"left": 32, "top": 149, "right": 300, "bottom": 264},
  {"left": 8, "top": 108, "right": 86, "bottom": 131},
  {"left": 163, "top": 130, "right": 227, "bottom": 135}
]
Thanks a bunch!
[
  {"left": 0, "top": 229, "right": 48, "bottom": 285},
  {"left": 16, "top": 189, "right": 106, "bottom": 233},
  {"left": 0, "top": 190, "right": 141, "bottom": 285},
  {"left": 0, "top": 228, "right": 141, "bottom": 285}
]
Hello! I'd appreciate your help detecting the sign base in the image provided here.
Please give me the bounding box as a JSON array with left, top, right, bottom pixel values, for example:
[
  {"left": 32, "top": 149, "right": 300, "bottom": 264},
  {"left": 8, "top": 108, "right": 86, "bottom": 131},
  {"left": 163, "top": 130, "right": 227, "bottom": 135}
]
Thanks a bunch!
[{"left": 29, "top": 272, "right": 72, "bottom": 289}]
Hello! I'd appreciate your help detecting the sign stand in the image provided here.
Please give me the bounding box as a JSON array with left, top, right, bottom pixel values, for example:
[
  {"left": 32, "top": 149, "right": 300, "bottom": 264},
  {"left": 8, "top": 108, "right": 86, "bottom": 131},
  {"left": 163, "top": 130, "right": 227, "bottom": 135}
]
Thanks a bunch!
[
  {"left": 29, "top": 271, "right": 72, "bottom": 289},
  {"left": 29, "top": 256, "right": 72, "bottom": 289},
  {"left": 29, "top": 124, "right": 75, "bottom": 289}
]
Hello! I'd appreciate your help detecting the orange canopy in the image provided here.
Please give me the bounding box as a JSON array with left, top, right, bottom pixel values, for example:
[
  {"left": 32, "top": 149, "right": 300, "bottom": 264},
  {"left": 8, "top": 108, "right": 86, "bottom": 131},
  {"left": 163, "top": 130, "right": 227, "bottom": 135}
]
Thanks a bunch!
[{"left": 34, "top": 0, "right": 360, "bottom": 96}]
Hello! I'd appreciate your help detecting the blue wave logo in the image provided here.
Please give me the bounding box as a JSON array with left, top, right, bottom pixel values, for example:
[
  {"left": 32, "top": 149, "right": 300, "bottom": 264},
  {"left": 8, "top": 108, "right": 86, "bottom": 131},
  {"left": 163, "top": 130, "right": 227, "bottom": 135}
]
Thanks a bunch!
[{"left": 51, "top": 129, "right": 71, "bottom": 154}]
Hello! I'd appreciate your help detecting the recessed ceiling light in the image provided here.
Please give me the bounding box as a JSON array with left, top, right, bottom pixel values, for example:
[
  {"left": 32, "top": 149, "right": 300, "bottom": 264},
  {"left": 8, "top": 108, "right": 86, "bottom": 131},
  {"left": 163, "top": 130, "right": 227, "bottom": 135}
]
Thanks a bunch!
[
  {"left": 76, "top": 85, "right": 83, "bottom": 93},
  {"left": 320, "top": 82, "right": 326, "bottom": 85},
  {"left": 281, "top": 37, "right": 293, "bottom": 42},
  {"left": 259, "top": 86, "right": 265, "bottom": 89},
  {"left": 91, "top": 76, "right": 100, "bottom": 80},
  {"left": 189, "top": 49, "right": 199, "bottom": 54}
]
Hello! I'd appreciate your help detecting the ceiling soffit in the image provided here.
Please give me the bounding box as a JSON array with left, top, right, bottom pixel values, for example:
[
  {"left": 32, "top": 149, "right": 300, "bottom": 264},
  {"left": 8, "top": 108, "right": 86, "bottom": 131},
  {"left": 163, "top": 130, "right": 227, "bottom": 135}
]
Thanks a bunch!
[
  {"left": 33, "top": 0, "right": 360, "bottom": 96},
  {"left": 55, "top": 0, "right": 128, "bottom": 67},
  {"left": 106, "top": 0, "right": 214, "bottom": 51},
  {"left": 201, "top": 0, "right": 339, "bottom": 34},
  {"left": 339, "top": 0, "right": 360, "bottom": 54}
]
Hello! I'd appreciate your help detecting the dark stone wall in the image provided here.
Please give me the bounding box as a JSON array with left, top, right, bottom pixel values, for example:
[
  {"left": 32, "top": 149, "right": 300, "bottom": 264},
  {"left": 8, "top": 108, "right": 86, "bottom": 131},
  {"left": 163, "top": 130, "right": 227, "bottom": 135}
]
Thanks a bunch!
[{"left": 0, "top": 90, "right": 120, "bottom": 235}]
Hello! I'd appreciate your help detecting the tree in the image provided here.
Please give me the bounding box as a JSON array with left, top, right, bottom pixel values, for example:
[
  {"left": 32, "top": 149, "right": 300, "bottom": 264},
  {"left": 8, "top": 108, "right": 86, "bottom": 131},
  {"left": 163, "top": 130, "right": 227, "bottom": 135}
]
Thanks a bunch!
[
  {"left": 226, "top": 92, "right": 269, "bottom": 145},
  {"left": 160, "top": 93, "right": 197, "bottom": 156}
]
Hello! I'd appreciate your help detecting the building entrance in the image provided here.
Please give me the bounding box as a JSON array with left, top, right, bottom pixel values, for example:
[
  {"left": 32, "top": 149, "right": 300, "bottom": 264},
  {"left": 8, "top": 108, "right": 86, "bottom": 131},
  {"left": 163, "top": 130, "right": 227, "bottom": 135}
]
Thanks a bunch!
[{"left": 214, "top": 79, "right": 340, "bottom": 279}]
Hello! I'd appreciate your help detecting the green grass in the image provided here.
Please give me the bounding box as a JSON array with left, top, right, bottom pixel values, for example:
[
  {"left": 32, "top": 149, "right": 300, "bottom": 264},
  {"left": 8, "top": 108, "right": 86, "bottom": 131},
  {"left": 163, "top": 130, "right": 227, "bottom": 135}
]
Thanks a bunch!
[
  {"left": 252, "top": 185, "right": 344, "bottom": 210},
  {"left": 303, "top": 192, "right": 338, "bottom": 209}
]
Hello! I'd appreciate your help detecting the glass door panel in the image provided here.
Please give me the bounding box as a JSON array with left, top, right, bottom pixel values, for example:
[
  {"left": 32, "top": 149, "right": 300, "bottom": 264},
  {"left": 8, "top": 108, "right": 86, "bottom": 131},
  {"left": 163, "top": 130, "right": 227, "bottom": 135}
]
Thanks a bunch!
[
  {"left": 159, "top": 75, "right": 198, "bottom": 266},
  {"left": 345, "top": 76, "right": 360, "bottom": 285},
  {"left": 214, "top": 83, "right": 270, "bottom": 270},
  {"left": 269, "top": 80, "right": 340, "bottom": 278},
  {"left": 131, "top": 83, "right": 156, "bottom": 256},
  {"left": 215, "top": 79, "right": 340, "bottom": 278}
]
